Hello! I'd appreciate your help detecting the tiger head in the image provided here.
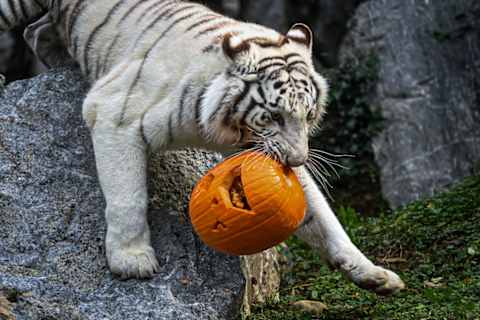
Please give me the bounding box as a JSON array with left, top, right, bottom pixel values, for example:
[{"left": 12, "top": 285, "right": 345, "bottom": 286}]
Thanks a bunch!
[{"left": 203, "top": 24, "right": 328, "bottom": 167}]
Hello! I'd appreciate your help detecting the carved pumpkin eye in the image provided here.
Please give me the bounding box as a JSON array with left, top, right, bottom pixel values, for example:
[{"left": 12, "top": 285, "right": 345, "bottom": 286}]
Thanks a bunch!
[{"left": 189, "top": 152, "right": 306, "bottom": 255}]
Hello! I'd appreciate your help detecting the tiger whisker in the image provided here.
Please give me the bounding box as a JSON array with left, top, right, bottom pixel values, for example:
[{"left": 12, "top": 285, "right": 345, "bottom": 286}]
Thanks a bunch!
[
  {"left": 309, "top": 153, "right": 349, "bottom": 172},
  {"left": 309, "top": 147, "right": 354, "bottom": 159},
  {"left": 307, "top": 159, "right": 334, "bottom": 188},
  {"left": 305, "top": 161, "right": 333, "bottom": 200},
  {"left": 308, "top": 156, "right": 334, "bottom": 178}
]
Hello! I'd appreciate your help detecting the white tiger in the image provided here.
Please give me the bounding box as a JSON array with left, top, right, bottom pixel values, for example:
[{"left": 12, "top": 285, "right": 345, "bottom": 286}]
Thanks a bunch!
[{"left": 0, "top": 0, "right": 404, "bottom": 294}]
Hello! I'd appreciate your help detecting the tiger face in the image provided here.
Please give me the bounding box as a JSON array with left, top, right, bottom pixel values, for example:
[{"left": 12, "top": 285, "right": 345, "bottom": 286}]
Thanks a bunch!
[{"left": 203, "top": 24, "right": 328, "bottom": 167}]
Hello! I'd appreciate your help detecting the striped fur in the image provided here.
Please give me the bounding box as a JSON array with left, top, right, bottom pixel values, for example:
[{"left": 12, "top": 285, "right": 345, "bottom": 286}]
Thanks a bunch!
[
  {"left": 1, "top": 0, "right": 328, "bottom": 156},
  {"left": 0, "top": 0, "right": 333, "bottom": 276}
]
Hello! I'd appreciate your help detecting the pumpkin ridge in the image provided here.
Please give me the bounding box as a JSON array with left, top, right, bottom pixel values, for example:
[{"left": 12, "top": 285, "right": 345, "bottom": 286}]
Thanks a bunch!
[{"left": 212, "top": 209, "right": 288, "bottom": 252}]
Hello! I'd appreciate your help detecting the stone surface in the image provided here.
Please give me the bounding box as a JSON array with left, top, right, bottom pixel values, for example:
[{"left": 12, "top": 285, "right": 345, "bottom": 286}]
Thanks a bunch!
[
  {"left": 341, "top": 0, "right": 480, "bottom": 207},
  {"left": 0, "top": 67, "right": 280, "bottom": 319}
]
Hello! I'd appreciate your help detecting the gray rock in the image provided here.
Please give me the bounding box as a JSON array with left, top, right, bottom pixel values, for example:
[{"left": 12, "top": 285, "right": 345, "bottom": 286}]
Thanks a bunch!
[
  {"left": 0, "top": 67, "right": 246, "bottom": 319},
  {"left": 341, "top": 0, "right": 480, "bottom": 207}
]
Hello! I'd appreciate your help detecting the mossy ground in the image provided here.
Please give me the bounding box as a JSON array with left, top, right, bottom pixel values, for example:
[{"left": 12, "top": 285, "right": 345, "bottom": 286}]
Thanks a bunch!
[{"left": 246, "top": 175, "right": 480, "bottom": 320}]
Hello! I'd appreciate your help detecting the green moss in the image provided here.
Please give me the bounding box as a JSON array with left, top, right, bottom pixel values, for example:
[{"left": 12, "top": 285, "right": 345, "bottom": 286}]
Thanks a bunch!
[{"left": 247, "top": 175, "right": 480, "bottom": 320}]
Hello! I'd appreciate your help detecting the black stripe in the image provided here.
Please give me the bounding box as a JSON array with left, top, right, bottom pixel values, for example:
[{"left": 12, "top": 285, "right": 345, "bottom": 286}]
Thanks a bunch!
[
  {"left": 32, "top": 0, "right": 46, "bottom": 10},
  {"left": 101, "top": 34, "right": 120, "bottom": 76},
  {"left": 258, "top": 63, "right": 286, "bottom": 73},
  {"left": 300, "top": 214, "right": 314, "bottom": 227},
  {"left": 72, "top": 36, "right": 79, "bottom": 58},
  {"left": 66, "top": 0, "right": 86, "bottom": 47},
  {"left": 167, "top": 4, "right": 197, "bottom": 19},
  {"left": 142, "top": 4, "right": 195, "bottom": 35},
  {"left": 268, "top": 69, "right": 285, "bottom": 81},
  {"left": 167, "top": 113, "right": 174, "bottom": 145},
  {"left": 140, "top": 114, "right": 149, "bottom": 145},
  {"left": 118, "top": 0, "right": 151, "bottom": 25},
  {"left": 94, "top": 52, "right": 102, "bottom": 80},
  {"left": 208, "top": 91, "right": 229, "bottom": 123},
  {"left": 6, "top": 0, "right": 18, "bottom": 22},
  {"left": 160, "top": 11, "right": 201, "bottom": 39},
  {"left": 136, "top": 4, "right": 177, "bottom": 40},
  {"left": 284, "top": 53, "right": 302, "bottom": 60},
  {"left": 237, "top": 128, "right": 245, "bottom": 144},
  {"left": 288, "top": 60, "right": 308, "bottom": 69},
  {"left": 257, "top": 84, "right": 266, "bottom": 103},
  {"left": 0, "top": 8, "right": 12, "bottom": 27},
  {"left": 292, "top": 66, "right": 309, "bottom": 76},
  {"left": 134, "top": 0, "right": 172, "bottom": 24},
  {"left": 240, "top": 99, "right": 257, "bottom": 125},
  {"left": 84, "top": 0, "right": 127, "bottom": 77},
  {"left": 258, "top": 56, "right": 285, "bottom": 65},
  {"left": 185, "top": 14, "right": 220, "bottom": 32},
  {"left": 222, "top": 81, "right": 251, "bottom": 126},
  {"left": 195, "top": 86, "right": 208, "bottom": 129},
  {"left": 274, "top": 96, "right": 281, "bottom": 106},
  {"left": 311, "top": 76, "right": 321, "bottom": 97},
  {"left": 18, "top": 0, "right": 29, "bottom": 20},
  {"left": 195, "top": 20, "right": 234, "bottom": 38},
  {"left": 178, "top": 83, "right": 191, "bottom": 127}
]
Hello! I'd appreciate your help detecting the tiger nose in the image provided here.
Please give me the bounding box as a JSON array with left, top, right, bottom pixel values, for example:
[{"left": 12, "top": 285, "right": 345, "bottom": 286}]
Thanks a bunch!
[{"left": 285, "top": 151, "right": 308, "bottom": 167}]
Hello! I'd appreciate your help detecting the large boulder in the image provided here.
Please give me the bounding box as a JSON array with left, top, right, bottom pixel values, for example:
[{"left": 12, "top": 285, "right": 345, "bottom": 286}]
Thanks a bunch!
[
  {"left": 341, "top": 0, "right": 480, "bottom": 207},
  {"left": 0, "top": 67, "right": 281, "bottom": 319}
]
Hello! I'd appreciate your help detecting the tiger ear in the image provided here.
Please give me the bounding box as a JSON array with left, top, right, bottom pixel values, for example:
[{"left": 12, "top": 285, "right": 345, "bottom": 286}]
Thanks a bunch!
[
  {"left": 222, "top": 33, "right": 258, "bottom": 81},
  {"left": 287, "top": 23, "right": 313, "bottom": 50},
  {"left": 222, "top": 33, "right": 251, "bottom": 61}
]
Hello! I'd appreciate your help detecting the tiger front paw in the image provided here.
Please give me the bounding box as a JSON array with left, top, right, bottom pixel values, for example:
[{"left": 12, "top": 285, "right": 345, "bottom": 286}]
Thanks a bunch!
[
  {"left": 343, "top": 261, "right": 405, "bottom": 295},
  {"left": 107, "top": 245, "right": 160, "bottom": 279}
]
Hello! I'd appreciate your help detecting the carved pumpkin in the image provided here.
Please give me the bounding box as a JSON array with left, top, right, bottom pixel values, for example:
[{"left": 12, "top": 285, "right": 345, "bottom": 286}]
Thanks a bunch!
[{"left": 189, "top": 152, "right": 306, "bottom": 255}]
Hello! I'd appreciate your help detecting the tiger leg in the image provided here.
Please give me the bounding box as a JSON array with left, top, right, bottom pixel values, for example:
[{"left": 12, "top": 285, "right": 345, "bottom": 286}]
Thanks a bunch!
[
  {"left": 293, "top": 166, "right": 405, "bottom": 295},
  {"left": 83, "top": 63, "right": 159, "bottom": 279},
  {"left": 90, "top": 119, "right": 159, "bottom": 279}
]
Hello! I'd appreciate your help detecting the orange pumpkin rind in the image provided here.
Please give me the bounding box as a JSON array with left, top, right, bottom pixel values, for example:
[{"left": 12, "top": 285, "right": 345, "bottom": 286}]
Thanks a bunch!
[{"left": 189, "top": 152, "right": 306, "bottom": 255}]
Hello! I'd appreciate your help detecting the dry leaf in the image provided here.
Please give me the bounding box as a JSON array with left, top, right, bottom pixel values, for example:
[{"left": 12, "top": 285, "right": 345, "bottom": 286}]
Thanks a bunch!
[{"left": 292, "top": 300, "right": 328, "bottom": 315}]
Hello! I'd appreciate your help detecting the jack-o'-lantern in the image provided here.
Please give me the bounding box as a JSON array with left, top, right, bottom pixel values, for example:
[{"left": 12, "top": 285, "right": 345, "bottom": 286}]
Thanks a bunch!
[{"left": 189, "top": 152, "right": 306, "bottom": 255}]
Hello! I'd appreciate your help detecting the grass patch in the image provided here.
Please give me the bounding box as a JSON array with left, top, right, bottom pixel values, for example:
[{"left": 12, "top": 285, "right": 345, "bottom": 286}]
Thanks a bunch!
[{"left": 246, "top": 175, "right": 480, "bottom": 319}]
